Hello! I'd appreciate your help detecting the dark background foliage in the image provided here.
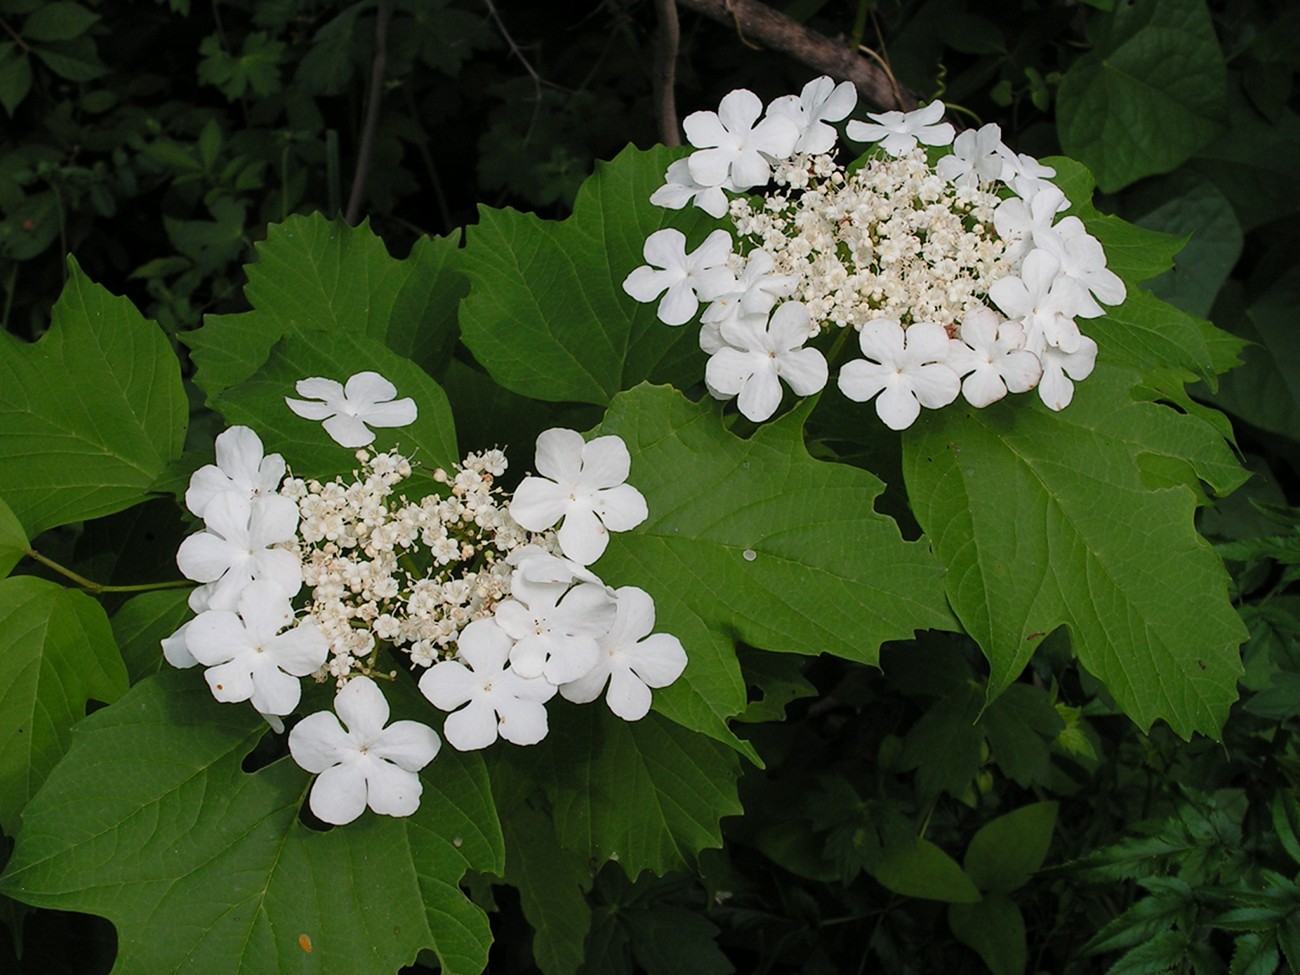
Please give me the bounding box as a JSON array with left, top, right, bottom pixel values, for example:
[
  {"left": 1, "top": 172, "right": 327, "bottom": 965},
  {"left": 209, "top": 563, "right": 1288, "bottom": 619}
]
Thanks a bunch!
[{"left": 2, "top": 0, "right": 1298, "bottom": 972}]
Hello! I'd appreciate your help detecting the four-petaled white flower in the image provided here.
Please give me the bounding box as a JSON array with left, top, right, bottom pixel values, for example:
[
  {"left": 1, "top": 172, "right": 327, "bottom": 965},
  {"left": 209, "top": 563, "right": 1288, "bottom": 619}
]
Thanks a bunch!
[
  {"left": 493, "top": 572, "right": 618, "bottom": 685},
  {"left": 704, "top": 302, "right": 829, "bottom": 422},
  {"left": 419, "top": 618, "right": 557, "bottom": 749},
  {"left": 622, "top": 228, "right": 736, "bottom": 327},
  {"left": 1031, "top": 217, "right": 1126, "bottom": 314},
  {"left": 175, "top": 492, "right": 302, "bottom": 611},
  {"left": 846, "top": 100, "right": 955, "bottom": 156},
  {"left": 559, "top": 586, "right": 687, "bottom": 722},
  {"left": 509, "top": 428, "right": 648, "bottom": 565},
  {"left": 767, "top": 76, "right": 857, "bottom": 155},
  {"left": 683, "top": 88, "right": 800, "bottom": 190},
  {"left": 936, "top": 123, "right": 1008, "bottom": 187},
  {"left": 947, "top": 307, "right": 1043, "bottom": 408},
  {"left": 1033, "top": 333, "right": 1099, "bottom": 412},
  {"left": 1001, "top": 152, "right": 1058, "bottom": 201},
  {"left": 185, "top": 425, "right": 286, "bottom": 519},
  {"left": 988, "top": 249, "right": 1090, "bottom": 353},
  {"left": 700, "top": 248, "right": 800, "bottom": 338},
  {"left": 187, "top": 581, "right": 328, "bottom": 715},
  {"left": 837, "top": 319, "right": 961, "bottom": 430},
  {"left": 285, "top": 371, "right": 418, "bottom": 448},
  {"left": 289, "top": 676, "right": 441, "bottom": 825}
]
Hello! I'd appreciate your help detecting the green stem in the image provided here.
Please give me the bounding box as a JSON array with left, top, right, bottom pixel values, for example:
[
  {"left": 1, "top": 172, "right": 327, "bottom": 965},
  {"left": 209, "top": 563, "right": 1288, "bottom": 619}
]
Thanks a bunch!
[{"left": 23, "top": 547, "right": 192, "bottom": 595}]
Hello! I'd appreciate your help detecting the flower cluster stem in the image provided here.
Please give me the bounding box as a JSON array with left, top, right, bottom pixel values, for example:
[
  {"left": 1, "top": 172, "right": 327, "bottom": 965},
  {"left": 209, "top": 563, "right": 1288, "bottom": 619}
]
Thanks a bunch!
[{"left": 22, "top": 547, "right": 191, "bottom": 595}]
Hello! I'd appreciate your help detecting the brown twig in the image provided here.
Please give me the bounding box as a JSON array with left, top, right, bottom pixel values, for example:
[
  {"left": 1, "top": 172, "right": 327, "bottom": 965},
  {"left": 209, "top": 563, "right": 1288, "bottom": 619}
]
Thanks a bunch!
[
  {"left": 345, "top": 0, "right": 392, "bottom": 225},
  {"left": 653, "top": 0, "right": 682, "bottom": 145},
  {"left": 675, "top": 0, "right": 915, "bottom": 112}
]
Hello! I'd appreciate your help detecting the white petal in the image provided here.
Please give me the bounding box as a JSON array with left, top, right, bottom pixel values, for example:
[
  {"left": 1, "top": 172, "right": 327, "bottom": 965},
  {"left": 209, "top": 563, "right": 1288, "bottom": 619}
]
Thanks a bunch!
[
  {"left": 186, "top": 609, "right": 246, "bottom": 666},
  {"left": 335, "top": 676, "right": 390, "bottom": 740},
  {"left": 269, "top": 622, "right": 329, "bottom": 678},
  {"left": 420, "top": 660, "right": 478, "bottom": 712},
  {"left": 837, "top": 358, "right": 890, "bottom": 403},
  {"left": 322, "top": 414, "right": 376, "bottom": 448},
  {"left": 204, "top": 659, "right": 255, "bottom": 704},
  {"left": 358, "top": 398, "right": 417, "bottom": 429},
  {"left": 623, "top": 265, "right": 671, "bottom": 303},
  {"left": 961, "top": 367, "right": 1008, "bottom": 408},
  {"left": 248, "top": 664, "right": 302, "bottom": 716},
  {"left": 534, "top": 428, "right": 585, "bottom": 483},
  {"left": 309, "top": 762, "right": 369, "bottom": 825},
  {"left": 176, "top": 532, "right": 235, "bottom": 584},
  {"left": 295, "top": 377, "right": 344, "bottom": 401},
  {"left": 629, "top": 633, "right": 688, "bottom": 688},
  {"left": 777, "top": 347, "right": 829, "bottom": 396},
  {"left": 509, "top": 477, "right": 569, "bottom": 531},
  {"left": 361, "top": 759, "right": 424, "bottom": 817},
  {"left": 593, "top": 483, "right": 647, "bottom": 532},
  {"left": 444, "top": 699, "right": 502, "bottom": 751},
  {"left": 496, "top": 698, "right": 550, "bottom": 746},
  {"left": 285, "top": 397, "right": 336, "bottom": 421},
  {"left": 606, "top": 669, "right": 653, "bottom": 721},
  {"left": 557, "top": 504, "right": 609, "bottom": 565},
  {"left": 580, "top": 436, "right": 632, "bottom": 489},
  {"left": 161, "top": 621, "right": 198, "bottom": 669},
  {"left": 910, "top": 363, "right": 962, "bottom": 409},
  {"left": 371, "top": 720, "right": 440, "bottom": 771},
  {"left": 657, "top": 280, "right": 699, "bottom": 326},
  {"left": 716, "top": 88, "right": 762, "bottom": 134},
  {"left": 875, "top": 382, "right": 922, "bottom": 430},
  {"left": 736, "top": 364, "right": 783, "bottom": 421},
  {"left": 342, "top": 371, "right": 398, "bottom": 406}
]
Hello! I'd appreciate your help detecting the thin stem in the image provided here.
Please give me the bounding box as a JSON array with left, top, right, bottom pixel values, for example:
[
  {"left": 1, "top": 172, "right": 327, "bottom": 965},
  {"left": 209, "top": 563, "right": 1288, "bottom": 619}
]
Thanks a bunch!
[
  {"left": 22, "top": 547, "right": 192, "bottom": 595},
  {"left": 0, "top": 17, "right": 29, "bottom": 51},
  {"left": 1, "top": 262, "right": 17, "bottom": 330},
  {"left": 344, "top": 0, "right": 393, "bottom": 225}
]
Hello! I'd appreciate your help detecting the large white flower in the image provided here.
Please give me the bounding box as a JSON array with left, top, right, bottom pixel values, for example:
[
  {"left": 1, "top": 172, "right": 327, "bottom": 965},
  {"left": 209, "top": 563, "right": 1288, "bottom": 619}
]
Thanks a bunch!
[
  {"left": 1001, "top": 152, "right": 1058, "bottom": 200},
  {"left": 175, "top": 492, "right": 301, "bottom": 611},
  {"left": 186, "top": 581, "right": 327, "bottom": 715},
  {"left": 701, "top": 248, "right": 800, "bottom": 336},
  {"left": 649, "top": 157, "right": 731, "bottom": 219},
  {"left": 1032, "top": 217, "right": 1126, "bottom": 313},
  {"left": 622, "top": 228, "right": 736, "bottom": 327},
  {"left": 947, "top": 307, "right": 1042, "bottom": 408},
  {"left": 988, "top": 249, "right": 1091, "bottom": 352},
  {"left": 993, "top": 186, "right": 1069, "bottom": 262},
  {"left": 509, "top": 429, "right": 648, "bottom": 565},
  {"left": 559, "top": 586, "right": 687, "bottom": 722},
  {"left": 683, "top": 88, "right": 800, "bottom": 190},
  {"left": 285, "top": 371, "right": 417, "bottom": 448},
  {"left": 1033, "top": 333, "right": 1099, "bottom": 411},
  {"left": 846, "top": 100, "right": 955, "bottom": 156},
  {"left": 704, "top": 302, "right": 828, "bottom": 422},
  {"left": 185, "top": 425, "right": 286, "bottom": 519},
  {"left": 493, "top": 573, "right": 617, "bottom": 685},
  {"left": 766, "top": 76, "right": 857, "bottom": 155},
  {"left": 936, "top": 123, "right": 1008, "bottom": 187},
  {"left": 837, "top": 319, "right": 961, "bottom": 430},
  {"left": 419, "top": 618, "right": 557, "bottom": 749},
  {"left": 289, "top": 676, "right": 441, "bottom": 825}
]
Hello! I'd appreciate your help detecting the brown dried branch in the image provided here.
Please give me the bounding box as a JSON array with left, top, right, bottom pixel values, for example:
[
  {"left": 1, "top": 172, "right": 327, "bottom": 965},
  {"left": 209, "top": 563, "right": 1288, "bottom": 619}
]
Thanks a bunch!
[
  {"left": 674, "top": 0, "right": 914, "bottom": 112},
  {"left": 653, "top": 0, "right": 682, "bottom": 146}
]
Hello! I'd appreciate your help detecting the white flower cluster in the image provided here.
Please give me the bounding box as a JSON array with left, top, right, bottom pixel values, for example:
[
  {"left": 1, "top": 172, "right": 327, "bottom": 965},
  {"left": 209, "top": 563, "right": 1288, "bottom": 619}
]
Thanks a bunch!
[
  {"left": 163, "top": 375, "right": 687, "bottom": 825},
  {"left": 623, "top": 78, "right": 1126, "bottom": 429}
]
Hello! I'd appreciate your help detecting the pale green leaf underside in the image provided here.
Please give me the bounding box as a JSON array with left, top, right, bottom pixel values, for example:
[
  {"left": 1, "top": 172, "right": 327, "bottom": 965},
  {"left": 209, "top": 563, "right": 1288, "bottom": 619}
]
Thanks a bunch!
[
  {"left": 0, "top": 672, "right": 503, "bottom": 975},
  {"left": 0, "top": 576, "right": 128, "bottom": 837},
  {"left": 903, "top": 365, "right": 1246, "bottom": 738},
  {"left": 0, "top": 260, "right": 186, "bottom": 536},
  {"left": 595, "top": 385, "right": 955, "bottom": 750},
  {"left": 186, "top": 214, "right": 463, "bottom": 398},
  {"left": 460, "top": 144, "right": 715, "bottom": 406}
]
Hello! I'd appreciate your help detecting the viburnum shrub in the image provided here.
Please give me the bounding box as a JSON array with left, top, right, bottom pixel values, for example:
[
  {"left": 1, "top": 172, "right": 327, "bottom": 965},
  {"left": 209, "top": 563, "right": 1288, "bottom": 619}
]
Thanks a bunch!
[{"left": 0, "top": 76, "right": 1249, "bottom": 974}]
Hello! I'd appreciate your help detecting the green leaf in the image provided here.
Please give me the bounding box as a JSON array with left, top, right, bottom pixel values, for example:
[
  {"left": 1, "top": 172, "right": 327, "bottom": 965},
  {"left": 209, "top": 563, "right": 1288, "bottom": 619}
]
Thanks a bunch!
[
  {"left": 185, "top": 214, "right": 463, "bottom": 398},
  {"left": 873, "top": 838, "right": 981, "bottom": 903},
  {"left": 963, "top": 802, "right": 1058, "bottom": 894},
  {"left": 30, "top": 36, "right": 105, "bottom": 81},
  {"left": 0, "top": 259, "right": 186, "bottom": 537},
  {"left": 109, "top": 588, "right": 192, "bottom": 684},
  {"left": 1211, "top": 268, "right": 1300, "bottom": 442},
  {"left": 948, "top": 894, "right": 1028, "bottom": 975},
  {"left": 460, "top": 145, "right": 716, "bottom": 406},
  {"left": 212, "top": 330, "right": 459, "bottom": 480},
  {"left": 903, "top": 364, "right": 1247, "bottom": 738},
  {"left": 980, "top": 683, "right": 1065, "bottom": 788},
  {"left": 1191, "top": 106, "right": 1300, "bottom": 233},
  {"left": 624, "top": 906, "right": 732, "bottom": 975},
  {"left": 1230, "top": 932, "right": 1279, "bottom": 975},
  {"left": 0, "top": 576, "right": 128, "bottom": 837},
  {"left": 1056, "top": 0, "right": 1228, "bottom": 192},
  {"left": 492, "top": 762, "right": 593, "bottom": 975},
  {"left": 0, "top": 672, "right": 503, "bottom": 975},
  {"left": 595, "top": 385, "right": 955, "bottom": 752},
  {"left": 0, "top": 43, "right": 32, "bottom": 115},
  {"left": 1107, "top": 930, "right": 1192, "bottom": 975},
  {"left": 0, "top": 496, "right": 27, "bottom": 578},
  {"left": 898, "top": 684, "right": 985, "bottom": 799},
  {"left": 21, "top": 3, "right": 98, "bottom": 42},
  {"left": 1129, "top": 173, "right": 1244, "bottom": 319},
  {"left": 520, "top": 705, "right": 743, "bottom": 877}
]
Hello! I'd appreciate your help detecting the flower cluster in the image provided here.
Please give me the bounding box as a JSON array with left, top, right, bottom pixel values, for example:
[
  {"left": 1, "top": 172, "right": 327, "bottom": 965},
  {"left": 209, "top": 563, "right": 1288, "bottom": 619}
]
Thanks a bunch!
[
  {"left": 165, "top": 374, "right": 686, "bottom": 825},
  {"left": 623, "top": 78, "right": 1125, "bottom": 428}
]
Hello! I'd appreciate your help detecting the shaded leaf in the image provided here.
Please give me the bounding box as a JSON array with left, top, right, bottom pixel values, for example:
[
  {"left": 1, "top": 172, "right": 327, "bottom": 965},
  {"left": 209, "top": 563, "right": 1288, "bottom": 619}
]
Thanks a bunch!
[
  {"left": 948, "top": 894, "right": 1028, "bottom": 975},
  {"left": 873, "top": 838, "right": 981, "bottom": 903},
  {"left": 963, "top": 802, "right": 1058, "bottom": 894}
]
